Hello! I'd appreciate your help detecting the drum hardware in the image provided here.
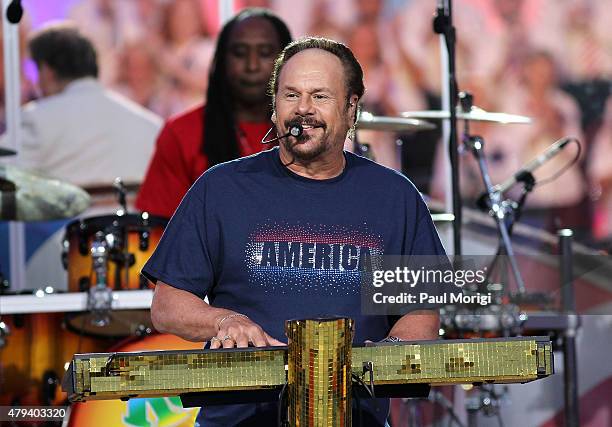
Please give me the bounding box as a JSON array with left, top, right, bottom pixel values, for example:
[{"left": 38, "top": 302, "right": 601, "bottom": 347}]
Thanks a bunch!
[
  {"left": 0, "top": 320, "right": 10, "bottom": 349},
  {"left": 133, "top": 323, "right": 153, "bottom": 337},
  {"left": 87, "top": 231, "right": 113, "bottom": 328},
  {"left": 444, "top": 91, "right": 581, "bottom": 426},
  {"left": 110, "top": 178, "right": 139, "bottom": 291},
  {"left": 357, "top": 111, "right": 437, "bottom": 132},
  {"left": 91, "top": 232, "right": 109, "bottom": 286},
  {"left": 465, "top": 384, "right": 508, "bottom": 427},
  {"left": 440, "top": 304, "right": 527, "bottom": 339},
  {"left": 113, "top": 177, "right": 128, "bottom": 216},
  {"left": 440, "top": 282, "right": 524, "bottom": 338},
  {"left": 463, "top": 131, "right": 525, "bottom": 293},
  {"left": 508, "top": 291, "right": 554, "bottom": 311},
  {"left": 139, "top": 229, "right": 150, "bottom": 251},
  {"left": 78, "top": 222, "right": 89, "bottom": 256},
  {"left": 353, "top": 112, "right": 435, "bottom": 166},
  {"left": 139, "top": 211, "right": 152, "bottom": 251},
  {"left": 42, "top": 370, "right": 60, "bottom": 406},
  {"left": 475, "top": 154, "right": 535, "bottom": 295},
  {"left": 402, "top": 91, "right": 530, "bottom": 126},
  {"left": 401, "top": 107, "right": 532, "bottom": 125},
  {"left": 63, "top": 214, "right": 162, "bottom": 293},
  {"left": 62, "top": 213, "right": 165, "bottom": 337}
]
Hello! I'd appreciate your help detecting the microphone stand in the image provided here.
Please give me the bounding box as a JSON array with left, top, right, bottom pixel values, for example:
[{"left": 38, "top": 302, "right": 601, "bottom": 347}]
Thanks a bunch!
[
  {"left": 433, "top": 0, "right": 462, "bottom": 256},
  {"left": 482, "top": 172, "right": 535, "bottom": 286},
  {"left": 464, "top": 134, "right": 526, "bottom": 294}
]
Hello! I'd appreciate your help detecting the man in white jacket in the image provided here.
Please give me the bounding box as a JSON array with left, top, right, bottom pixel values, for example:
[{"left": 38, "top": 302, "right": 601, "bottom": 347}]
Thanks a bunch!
[
  {"left": 9, "top": 22, "right": 162, "bottom": 189},
  {"left": 0, "top": 23, "right": 163, "bottom": 292}
]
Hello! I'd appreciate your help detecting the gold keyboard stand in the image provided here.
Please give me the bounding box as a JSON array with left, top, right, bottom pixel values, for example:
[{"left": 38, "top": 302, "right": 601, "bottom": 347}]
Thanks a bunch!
[{"left": 63, "top": 318, "right": 553, "bottom": 426}]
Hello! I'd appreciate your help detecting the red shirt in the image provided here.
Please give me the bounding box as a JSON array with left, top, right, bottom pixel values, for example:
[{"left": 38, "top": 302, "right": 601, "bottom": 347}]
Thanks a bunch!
[{"left": 136, "top": 104, "right": 272, "bottom": 218}]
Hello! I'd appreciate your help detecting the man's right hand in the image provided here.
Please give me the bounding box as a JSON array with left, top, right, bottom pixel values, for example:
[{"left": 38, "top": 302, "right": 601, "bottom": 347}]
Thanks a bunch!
[{"left": 210, "top": 314, "right": 285, "bottom": 349}]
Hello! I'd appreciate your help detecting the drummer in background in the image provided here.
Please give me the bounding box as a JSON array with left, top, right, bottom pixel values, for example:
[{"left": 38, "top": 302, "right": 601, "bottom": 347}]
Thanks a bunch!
[
  {"left": 135, "top": 8, "right": 292, "bottom": 219},
  {"left": 1, "top": 22, "right": 162, "bottom": 192}
]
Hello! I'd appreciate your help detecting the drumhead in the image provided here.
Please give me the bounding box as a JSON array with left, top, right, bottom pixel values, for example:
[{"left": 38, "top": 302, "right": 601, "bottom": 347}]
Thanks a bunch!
[
  {"left": 64, "top": 213, "right": 168, "bottom": 238},
  {"left": 64, "top": 309, "right": 154, "bottom": 338}
]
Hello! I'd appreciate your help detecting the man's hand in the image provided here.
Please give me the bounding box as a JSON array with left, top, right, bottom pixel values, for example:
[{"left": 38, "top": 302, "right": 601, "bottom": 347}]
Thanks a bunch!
[
  {"left": 209, "top": 314, "right": 285, "bottom": 349},
  {"left": 151, "top": 283, "right": 285, "bottom": 345}
]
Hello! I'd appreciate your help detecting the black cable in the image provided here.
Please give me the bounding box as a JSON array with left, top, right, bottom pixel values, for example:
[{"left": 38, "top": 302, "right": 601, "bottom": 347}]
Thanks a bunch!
[
  {"left": 532, "top": 138, "right": 582, "bottom": 187},
  {"left": 351, "top": 373, "right": 375, "bottom": 399}
]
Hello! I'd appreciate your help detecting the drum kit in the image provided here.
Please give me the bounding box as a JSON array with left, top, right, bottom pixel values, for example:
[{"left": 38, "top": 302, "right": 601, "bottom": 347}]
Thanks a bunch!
[{"left": 0, "top": 158, "right": 170, "bottom": 409}]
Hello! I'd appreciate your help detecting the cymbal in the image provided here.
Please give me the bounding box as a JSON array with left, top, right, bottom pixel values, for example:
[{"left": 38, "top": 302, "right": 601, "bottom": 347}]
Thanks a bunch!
[
  {"left": 0, "top": 164, "right": 90, "bottom": 221},
  {"left": 401, "top": 106, "right": 531, "bottom": 124},
  {"left": 357, "top": 111, "right": 436, "bottom": 132},
  {"left": 0, "top": 147, "right": 16, "bottom": 156}
]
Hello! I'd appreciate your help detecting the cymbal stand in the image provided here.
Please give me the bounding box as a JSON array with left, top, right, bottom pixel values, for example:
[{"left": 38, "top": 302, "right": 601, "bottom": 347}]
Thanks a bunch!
[
  {"left": 433, "top": 0, "right": 462, "bottom": 256},
  {"left": 558, "top": 229, "right": 580, "bottom": 427}
]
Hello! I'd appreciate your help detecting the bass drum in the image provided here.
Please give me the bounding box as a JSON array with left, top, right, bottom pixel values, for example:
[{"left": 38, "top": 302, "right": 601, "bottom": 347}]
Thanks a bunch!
[
  {"left": 0, "top": 312, "right": 112, "bottom": 406},
  {"left": 67, "top": 334, "right": 202, "bottom": 427}
]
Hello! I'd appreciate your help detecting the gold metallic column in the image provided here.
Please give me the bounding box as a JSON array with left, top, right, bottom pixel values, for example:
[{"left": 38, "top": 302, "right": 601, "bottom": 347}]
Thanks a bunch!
[{"left": 286, "top": 318, "right": 353, "bottom": 427}]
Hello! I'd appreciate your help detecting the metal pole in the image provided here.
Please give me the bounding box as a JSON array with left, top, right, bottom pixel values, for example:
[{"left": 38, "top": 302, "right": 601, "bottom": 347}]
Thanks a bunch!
[
  {"left": 435, "top": 0, "right": 461, "bottom": 256},
  {"left": 3, "top": 0, "right": 26, "bottom": 291},
  {"left": 438, "top": 34, "right": 454, "bottom": 255},
  {"left": 558, "top": 229, "right": 579, "bottom": 427},
  {"left": 559, "top": 229, "right": 576, "bottom": 312},
  {"left": 466, "top": 136, "right": 525, "bottom": 292},
  {"left": 218, "top": 0, "right": 234, "bottom": 27}
]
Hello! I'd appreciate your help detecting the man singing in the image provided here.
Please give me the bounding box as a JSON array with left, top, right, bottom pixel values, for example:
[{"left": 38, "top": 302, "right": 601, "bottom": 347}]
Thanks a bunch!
[{"left": 144, "top": 37, "right": 445, "bottom": 426}]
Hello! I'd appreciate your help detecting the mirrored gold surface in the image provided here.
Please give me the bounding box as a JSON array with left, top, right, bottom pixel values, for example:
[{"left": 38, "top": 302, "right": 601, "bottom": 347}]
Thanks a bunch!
[{"left": 66, "top": 336, "right": 553, "bottom": 403}]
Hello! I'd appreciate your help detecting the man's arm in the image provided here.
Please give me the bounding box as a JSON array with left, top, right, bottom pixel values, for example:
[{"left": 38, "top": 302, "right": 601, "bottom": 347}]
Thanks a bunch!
[
  {"left": 150, "top": 282, "right": 284, "bottom": 348},
  {"left": 387, "top": 309, "right": 440, "bottom": 341}
]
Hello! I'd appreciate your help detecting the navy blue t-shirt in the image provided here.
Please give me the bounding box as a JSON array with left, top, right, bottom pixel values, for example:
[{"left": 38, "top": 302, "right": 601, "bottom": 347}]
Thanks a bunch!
[{"left": 142, "top": 147, "right": 446, "bottom": 426}]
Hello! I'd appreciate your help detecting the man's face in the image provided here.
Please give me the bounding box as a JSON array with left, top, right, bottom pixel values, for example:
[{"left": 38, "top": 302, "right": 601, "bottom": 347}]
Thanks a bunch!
[
  {"left": 225, "top": 17, "right": 281, "bottom": 107},
  {"left": 274, "top": 49, "right": 358, "bottom": 161}
]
